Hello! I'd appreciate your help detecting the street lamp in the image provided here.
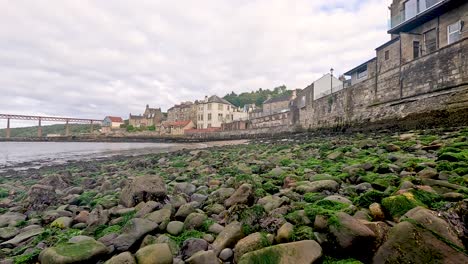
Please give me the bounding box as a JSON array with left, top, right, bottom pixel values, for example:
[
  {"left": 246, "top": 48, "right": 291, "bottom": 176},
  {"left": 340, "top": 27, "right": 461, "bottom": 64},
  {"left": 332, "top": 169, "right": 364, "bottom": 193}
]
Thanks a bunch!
[{"left": 330, "top": 68, "right": 334, "bottom": 94}]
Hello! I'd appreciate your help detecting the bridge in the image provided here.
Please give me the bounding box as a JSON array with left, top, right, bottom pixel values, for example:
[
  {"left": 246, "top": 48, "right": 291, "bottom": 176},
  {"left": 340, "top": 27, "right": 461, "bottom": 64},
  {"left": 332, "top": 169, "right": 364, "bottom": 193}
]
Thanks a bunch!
[{"left": 0, "top": 114, "right": 102, "bottom": 138}]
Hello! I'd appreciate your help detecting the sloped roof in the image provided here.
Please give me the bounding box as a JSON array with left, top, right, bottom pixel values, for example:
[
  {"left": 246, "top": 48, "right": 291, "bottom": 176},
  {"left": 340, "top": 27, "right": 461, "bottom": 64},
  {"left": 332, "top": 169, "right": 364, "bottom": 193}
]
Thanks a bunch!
[
  {"left": 206, "top": 95, "right": 233, "bottom": 105},
  {"left": 106, "top": 116, "right": 123, "bottom": 122},
  {"left": 166, "top": 120, "right": 193, "bottom": 128}
]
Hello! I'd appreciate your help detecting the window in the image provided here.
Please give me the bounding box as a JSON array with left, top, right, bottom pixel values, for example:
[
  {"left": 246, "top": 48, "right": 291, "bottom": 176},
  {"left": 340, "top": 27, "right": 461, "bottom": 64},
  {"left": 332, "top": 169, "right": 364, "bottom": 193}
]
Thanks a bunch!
[
  {"left": 218, "top": 113, "right": 223, "bottom": 121},
  {"left": 208, "top": 113, "right": 212, "bottom": 121},
  {"left": 384, "top": 50, "right": 389, "bottom": 60},
  {"left": 227, "top": 105, "right": 230, "bottom": 111},
  {"left": 413, "top": 41, "right": 420, "bottom": 59},
  {"left": 448, "top": 21, "right": 461, "bottom": 45},
  {"left": 218, "top": 104, "right": 223, "bottom": 110},
  {"left": 357, "top": 66, "right": 368, "bottom": 80},
  {"left": 424, "top": 29, "right": 437, "bottom": 53},
  {"left": 207, "top": 103, "right": 212, "bottom": 110},
  {"left": 404, "top": 0, "right": 418, "bottom": 21}
]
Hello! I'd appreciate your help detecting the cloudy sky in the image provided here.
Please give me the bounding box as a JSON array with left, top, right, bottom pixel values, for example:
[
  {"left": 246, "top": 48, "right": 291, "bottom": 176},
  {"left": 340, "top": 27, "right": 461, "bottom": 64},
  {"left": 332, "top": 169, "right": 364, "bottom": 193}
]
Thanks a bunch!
[{"left": 0, "top": 0, "right": 392, "bottom": 127}]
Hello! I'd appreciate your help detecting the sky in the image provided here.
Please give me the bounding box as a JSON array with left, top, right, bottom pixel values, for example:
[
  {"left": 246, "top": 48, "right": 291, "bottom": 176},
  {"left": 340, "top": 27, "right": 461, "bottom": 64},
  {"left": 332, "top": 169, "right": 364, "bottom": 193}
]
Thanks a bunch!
[{"left": 0, "top": 0, "right": 392, "bottom": 128}]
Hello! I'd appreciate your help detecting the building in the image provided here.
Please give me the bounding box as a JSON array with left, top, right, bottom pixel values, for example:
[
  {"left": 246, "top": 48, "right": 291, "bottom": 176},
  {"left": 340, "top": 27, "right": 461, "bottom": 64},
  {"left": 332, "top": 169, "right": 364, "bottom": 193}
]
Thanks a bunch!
[
  {"left": 102, "top": 116, "right": 124, "bottom": 128},
  {"left": 313, "top": 73, "right": 344, "bottom": 99},
  {"left": 167, "top": 102, "right": 197, "bottom": 125},
  {"left": 384, "top": 0, "right": 467, "bottom": 64},
  {"left": 160, "top": 120, "right": 195, "bottom": 136},
  {"left": 262, "top": 91, "right": 298, "bottom": 116},
  {"left": 343, "top": 58, "right": 377, "bottom": 86},
  {"left": 129, "top": 104, "right": 164, "bottom": 128},
  {"left": 196, "top": 95, "right": 235, "bottom": 129}
]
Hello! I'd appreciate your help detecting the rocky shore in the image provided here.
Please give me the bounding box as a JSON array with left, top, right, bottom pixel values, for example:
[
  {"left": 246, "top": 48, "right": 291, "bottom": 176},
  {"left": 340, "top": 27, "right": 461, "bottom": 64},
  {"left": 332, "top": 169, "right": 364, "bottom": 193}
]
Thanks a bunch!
[{"left": 0, "top": 128, "right": 467, "bottom": 263}]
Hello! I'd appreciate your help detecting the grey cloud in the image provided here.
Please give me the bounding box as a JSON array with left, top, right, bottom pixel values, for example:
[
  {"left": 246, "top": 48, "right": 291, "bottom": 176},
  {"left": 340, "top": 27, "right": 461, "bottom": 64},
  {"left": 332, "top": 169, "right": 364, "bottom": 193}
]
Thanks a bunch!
[{"left": 0, "top": 0, "right": 392, "bottom": 128}]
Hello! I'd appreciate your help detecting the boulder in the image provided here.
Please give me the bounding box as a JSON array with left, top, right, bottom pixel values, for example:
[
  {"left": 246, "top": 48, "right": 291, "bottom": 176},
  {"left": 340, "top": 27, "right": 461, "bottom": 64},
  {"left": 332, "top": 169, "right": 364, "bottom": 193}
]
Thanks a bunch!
[
  {"left": 402, "top": 207, "right": 463, "bottom": 248},
  {"left": 0, "top": 226, "right": 43, "bottom": 248},
  {"left": 324, "top": 195, "right": 353, "bottom": 205},
  {"left": 233, "top": 232, "right": 273, "bottom": 262},
  {"left": 120, "top": 175, "right": 167, "bottom": 207},
  {"left": 417, "top": 168, "right": 438, "bottom": 179},
  {"left": 238, "top": 240, "right": 322, "bottom": 264},
  {"left": 276, "top": 222, "right": 294, "bottom": 243},
  {"left": 224, "top": 184, "right": 253, "bottom": 207},
  {"left": 104, "top": 251, "right": 136, "bottom": 264},
  {"left": 38, "top": 239, "right": 108, "bottom": 264},
  {"left": 175, "top": 202, "right": 197, "bottom": 220},
  {"left": 0, "top": 212, "right": 26, "bottom": 228},
  {"left": 257, "top": 195, "right": 289, "bottom": 213},
  {"left": 135, "top": 201, "right": 160, "bottom": 218},
  {"left": 112, "top": 218, "right": 158, "bottom": 252},
  {"left": 87, "top": 205, "right": 110, "bottom": 227},
  {"left": 181, "top": 238, "right": 209, "bottom": 260},
  {"left": 50, "top": 217, "right": 73, "bottom": 229},
  {"left": 174, "top": 182, "right": 196, "bottom": 196},
  {"left": 74, "top": 211, "right": 89, "bottom": 224},
  {"left": 369, "top": 203, "right": 385, "bottom": 221},
  {"left": 212, "top": 221, "right": 244, "bottom": 255},
  {"left": 166, "top": 221, "right": 184, "bottom": 236},
  {"left": 373, "top": 221, "right": 468, "bottom": 263},
  {"left": 146, "top": 207, "right": 172, "bottom": 230},
  {"left": 25, "top": 184, "right": 58, "bottom": 211},
  {"left": 294, "top": 180, "right": 339, "bottom": 194},
  {"left": 184, "top": 212, "right": 207, "bottom": 230},
  {"left": 135, "top": 243, "right": 173, "bottom": 264},
  {"left": 0, "top": 227, "right": 19, "bottom": 240},
  {"left": 329, "top": 212, "right": 376, "bottom": 257},
  {"left": 219, "top": 248, "right": 233, "bottom": 261},
  {"left": 186, "top": 250, "right": 220, "bottom": 264}
]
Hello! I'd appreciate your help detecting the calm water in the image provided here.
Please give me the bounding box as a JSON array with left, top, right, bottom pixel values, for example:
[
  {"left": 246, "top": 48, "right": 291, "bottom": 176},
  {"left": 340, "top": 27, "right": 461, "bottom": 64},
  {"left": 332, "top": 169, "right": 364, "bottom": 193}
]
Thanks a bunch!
[{"left": 0, "top": 141, "right": 204, "bottom": 170}]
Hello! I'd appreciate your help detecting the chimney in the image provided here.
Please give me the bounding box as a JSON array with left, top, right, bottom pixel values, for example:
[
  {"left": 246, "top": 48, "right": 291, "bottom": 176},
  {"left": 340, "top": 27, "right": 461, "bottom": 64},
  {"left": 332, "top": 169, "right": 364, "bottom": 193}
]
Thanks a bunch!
[
  {"left": 205, "top": 96, "right": 208, "bottom": 102},
  {"left": 292, "top": 90, "right": 297, "bottom": 99},
  {"left": 146, "top": 104, "right": 149, "bottom": 109}
]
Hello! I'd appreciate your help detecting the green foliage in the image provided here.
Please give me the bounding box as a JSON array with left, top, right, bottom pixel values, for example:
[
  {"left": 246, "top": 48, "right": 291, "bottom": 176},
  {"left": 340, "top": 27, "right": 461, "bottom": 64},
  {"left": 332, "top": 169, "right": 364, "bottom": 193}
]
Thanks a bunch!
[
  {"left": 13, "top": 249, "right": 41, "bottom": 264},
  {"left": 15, "top": 220, "right": 28, "bottom": 228},
  {"left": 0, "top": 188, "right": 9, "bottom": 198},
  {"left": 168, "top": 230, "right": 205, "bottom": 246},
  {"left": 322, "top": 256, "right": 364, "bottom": 264},
  {"left": 410, "top": 189, "right": 441, "bottom": 209},
  {"left": 304, "top": 199, "right": 349, "bottom": 221},
  {"left": 94, "top": 211, "right": 135, "bottom": 239},
  {"left": 147, "top": 125, "right": 156, "bottom": 131},
  {"left": 34, "top": 228, "right": 82, "bottom": 247},
  {"left": 239, "top": 205, "right": 266, "bottom": 235},
  {"left": 223, "top": 85, "right": 290, "bottom": 108},
  {"left": 304, "top": 193, "right": 324, "bottom": 203},
  {"left": 126, "top": 125, "right": 135, "bottom": 132},
  {"left": 279, "top": 159, "right": 293, "bottom": 166},
  {"left": 291, "top": 226, "right": 315, "bottom": 241},
  {"left": 354, "top": 190, "right": 385, "bottom": 208},
  {"left": 381, "top": 193, "right": 423, "bottom": 218},
  {"left": 201, "top": 219, "right": 215, "bottom": 232},
  {"left": 76, "top": 191, "right": 98, "bottom": 206},
  {"left": 172, "top": 160, "right": 187, "bottom": 168},
  {"left": 242, "top": 247, "right": 281, "bottom": 264},
  {"left": 263, "top": 181, "right": 279, "bottom": 194}
]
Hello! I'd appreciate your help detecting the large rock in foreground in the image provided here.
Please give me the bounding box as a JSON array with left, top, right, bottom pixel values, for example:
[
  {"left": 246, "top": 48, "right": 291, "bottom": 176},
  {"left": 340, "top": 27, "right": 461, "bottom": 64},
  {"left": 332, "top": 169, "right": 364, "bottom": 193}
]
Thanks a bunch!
[
  {"left": 120, "top": 175, "right": 167, "bottom": 207},
  {"left": 39, "top": 239, "right": 108, "bottom": 264},
  {"left": 112, "top": 218, "right": 158, "bottom": 252},
  {"left": 238, "top": 240, "right": 322, "bottom": 264},
  {"left": 373, "top": 221, "right": 468, "bottom": 263}
]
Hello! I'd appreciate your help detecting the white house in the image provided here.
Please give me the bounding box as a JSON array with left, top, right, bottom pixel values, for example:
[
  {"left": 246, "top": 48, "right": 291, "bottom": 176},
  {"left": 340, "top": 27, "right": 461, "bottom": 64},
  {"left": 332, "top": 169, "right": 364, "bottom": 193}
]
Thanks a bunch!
[
  {"left": 196, "top": 95, "right": 235, "bottom": 129},
  {"left": 313, "top": 73, "right": 343, "bottom": 100}
]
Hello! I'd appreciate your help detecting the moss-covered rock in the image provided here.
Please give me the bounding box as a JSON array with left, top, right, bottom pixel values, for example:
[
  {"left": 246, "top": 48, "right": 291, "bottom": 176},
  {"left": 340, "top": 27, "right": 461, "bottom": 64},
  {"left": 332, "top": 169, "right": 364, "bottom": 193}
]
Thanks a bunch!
[
  {"left": 381, "top": 193, "right": 423, "bottom": 219},
  {"left": 238, "top": 240, "right": 322, "bottom": 264},
  {"left": 38, "top": 239, "right": 108, "bottom": 264}
]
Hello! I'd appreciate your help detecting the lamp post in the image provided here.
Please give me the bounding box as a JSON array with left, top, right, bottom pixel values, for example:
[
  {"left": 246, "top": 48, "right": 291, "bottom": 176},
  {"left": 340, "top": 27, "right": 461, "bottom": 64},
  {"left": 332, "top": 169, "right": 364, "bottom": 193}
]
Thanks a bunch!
[{"left": 330, "top": 68, "right": 334, "bottom": 95}]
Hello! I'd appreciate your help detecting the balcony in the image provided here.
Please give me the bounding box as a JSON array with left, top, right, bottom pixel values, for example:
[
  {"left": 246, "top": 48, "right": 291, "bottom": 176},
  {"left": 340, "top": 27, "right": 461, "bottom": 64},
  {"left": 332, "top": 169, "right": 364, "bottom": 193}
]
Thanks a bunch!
[{"left": 388, "top": 0, "right": 460, "bottom": 34}]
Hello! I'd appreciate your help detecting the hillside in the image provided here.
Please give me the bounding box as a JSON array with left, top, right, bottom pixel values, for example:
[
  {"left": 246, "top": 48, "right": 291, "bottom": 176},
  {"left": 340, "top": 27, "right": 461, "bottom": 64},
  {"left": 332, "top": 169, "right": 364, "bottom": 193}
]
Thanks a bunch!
[
  {"left": 0, "top": 124, "right": 101, "bottom": 137},
  {"left": 223, "top": 85, "right": 292, "bottom": 108}
]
